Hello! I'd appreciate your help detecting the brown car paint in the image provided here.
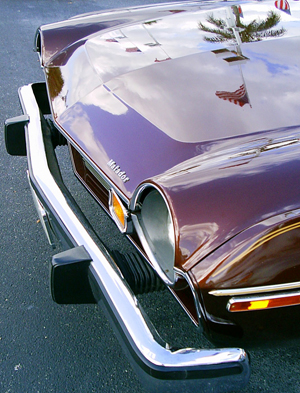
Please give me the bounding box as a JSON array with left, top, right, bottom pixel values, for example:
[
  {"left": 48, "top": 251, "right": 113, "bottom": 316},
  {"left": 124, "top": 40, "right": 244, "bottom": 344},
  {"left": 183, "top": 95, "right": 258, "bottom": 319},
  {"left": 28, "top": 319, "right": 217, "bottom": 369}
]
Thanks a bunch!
[{"left": 38, "top": 0, "right": 300, "bottom": 338}]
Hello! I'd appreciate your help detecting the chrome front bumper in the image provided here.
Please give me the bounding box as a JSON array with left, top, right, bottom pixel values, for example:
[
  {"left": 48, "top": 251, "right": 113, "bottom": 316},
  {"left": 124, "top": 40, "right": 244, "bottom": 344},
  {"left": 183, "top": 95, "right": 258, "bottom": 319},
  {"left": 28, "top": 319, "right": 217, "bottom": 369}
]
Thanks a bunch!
[{"left": 18, "top": 83, "right": 250, "bottom": 393}]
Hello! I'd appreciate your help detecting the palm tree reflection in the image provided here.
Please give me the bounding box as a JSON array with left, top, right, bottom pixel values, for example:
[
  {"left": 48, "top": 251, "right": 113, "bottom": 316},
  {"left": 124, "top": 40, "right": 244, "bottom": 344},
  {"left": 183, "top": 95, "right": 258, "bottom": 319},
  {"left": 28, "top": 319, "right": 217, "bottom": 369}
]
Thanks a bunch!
[{"left": 199, "top": 6, "right": 286, "bottom": 44}]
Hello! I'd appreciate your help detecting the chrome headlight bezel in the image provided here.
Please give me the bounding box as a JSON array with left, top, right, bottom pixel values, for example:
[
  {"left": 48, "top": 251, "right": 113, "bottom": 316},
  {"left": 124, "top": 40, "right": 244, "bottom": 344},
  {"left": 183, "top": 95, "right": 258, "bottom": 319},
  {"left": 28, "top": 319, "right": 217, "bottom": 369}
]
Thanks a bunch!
[{"left": 130, "top": 184, "right": 177, "bottom": 286}]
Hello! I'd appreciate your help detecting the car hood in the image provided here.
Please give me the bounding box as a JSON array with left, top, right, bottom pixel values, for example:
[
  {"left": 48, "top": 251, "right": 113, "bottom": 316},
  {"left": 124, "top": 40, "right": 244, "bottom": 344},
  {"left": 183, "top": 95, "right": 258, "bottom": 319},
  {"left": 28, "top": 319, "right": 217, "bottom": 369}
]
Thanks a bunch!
[{"left": 40, "top": 0, "right": 300, "bottom": 268}]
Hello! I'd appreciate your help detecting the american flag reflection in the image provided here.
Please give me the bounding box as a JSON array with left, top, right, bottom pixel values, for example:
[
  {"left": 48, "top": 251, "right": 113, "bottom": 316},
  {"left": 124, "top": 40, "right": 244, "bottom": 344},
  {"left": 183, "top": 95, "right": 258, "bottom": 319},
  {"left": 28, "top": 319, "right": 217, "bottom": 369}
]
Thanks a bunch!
[
  {"left": 275, "top": 0, "right": 291, "bottom": 14},
  {"left": 216, "top": 84, "right": 251, "bottom": 107}
]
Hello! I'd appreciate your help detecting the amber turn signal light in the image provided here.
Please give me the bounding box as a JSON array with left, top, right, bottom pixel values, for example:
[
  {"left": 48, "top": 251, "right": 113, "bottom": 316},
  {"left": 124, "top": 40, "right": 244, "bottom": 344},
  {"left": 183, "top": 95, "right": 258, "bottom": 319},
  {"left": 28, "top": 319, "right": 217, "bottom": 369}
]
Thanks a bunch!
[
  {"left": 228, "top": 292, "right": 300, "bottom": 312},
  {"left": 109, "top": 189, "right": 130, "bottom": 233}
]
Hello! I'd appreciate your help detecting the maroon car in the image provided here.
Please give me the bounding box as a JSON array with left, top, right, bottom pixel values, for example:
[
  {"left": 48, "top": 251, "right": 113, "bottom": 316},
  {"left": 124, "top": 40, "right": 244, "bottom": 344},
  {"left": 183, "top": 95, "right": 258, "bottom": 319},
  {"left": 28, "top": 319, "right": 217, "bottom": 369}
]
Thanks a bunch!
[{"left": 5, "top": 0, "right": 300, "bottom": 391}]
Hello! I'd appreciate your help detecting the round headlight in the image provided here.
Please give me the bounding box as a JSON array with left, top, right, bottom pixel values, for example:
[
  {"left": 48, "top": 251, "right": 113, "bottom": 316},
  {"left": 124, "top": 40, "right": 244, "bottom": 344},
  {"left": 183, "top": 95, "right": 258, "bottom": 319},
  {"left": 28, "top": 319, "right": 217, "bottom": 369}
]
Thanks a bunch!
[{"left": 133, "top": 187, "right": 176, "bottom": 285}]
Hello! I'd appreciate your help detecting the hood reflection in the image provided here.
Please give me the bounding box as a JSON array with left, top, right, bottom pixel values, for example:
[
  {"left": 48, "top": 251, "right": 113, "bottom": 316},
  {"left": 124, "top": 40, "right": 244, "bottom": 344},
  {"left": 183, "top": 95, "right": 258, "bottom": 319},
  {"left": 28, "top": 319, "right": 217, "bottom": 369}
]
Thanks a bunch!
[{"left": 199, "top": 7, "right": 286, "bottom": 45}]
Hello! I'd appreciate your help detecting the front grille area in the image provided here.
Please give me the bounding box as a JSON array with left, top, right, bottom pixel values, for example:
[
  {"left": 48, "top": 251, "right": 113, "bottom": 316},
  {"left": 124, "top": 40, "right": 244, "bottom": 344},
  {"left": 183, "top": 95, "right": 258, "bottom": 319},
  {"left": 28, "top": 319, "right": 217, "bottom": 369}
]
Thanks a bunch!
[
  {"left": 70, "top": 145, "right": 110, "bottom": 212},
  {"left": 68, "top": 143, "right": 199, "bottom": 326}
]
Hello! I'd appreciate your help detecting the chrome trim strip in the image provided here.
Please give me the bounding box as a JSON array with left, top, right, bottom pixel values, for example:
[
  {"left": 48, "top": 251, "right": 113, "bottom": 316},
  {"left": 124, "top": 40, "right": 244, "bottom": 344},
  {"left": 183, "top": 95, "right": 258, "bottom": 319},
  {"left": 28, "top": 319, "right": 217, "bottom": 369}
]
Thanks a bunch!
[
  {"left": 20, "top": 83, "right": 250, "bottom": 392},
  {"left": 209, "top": 281, "right": 300, "bottom": 297},
  {"left": 227, "top": 291, "right": 300, "bottom": 312},
  {"left": 263, "top": 138, "right": 299, "bottom": 151},
  {"left": 174, "top": 267, "right": 203, "bottom": 327}
]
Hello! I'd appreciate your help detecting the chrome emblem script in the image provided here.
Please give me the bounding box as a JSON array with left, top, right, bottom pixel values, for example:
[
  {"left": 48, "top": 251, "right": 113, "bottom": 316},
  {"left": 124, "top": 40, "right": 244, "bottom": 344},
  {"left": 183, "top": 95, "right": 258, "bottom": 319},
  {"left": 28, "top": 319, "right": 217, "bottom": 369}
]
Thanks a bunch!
[{"left": 107, "top": 159, "right": 130, "bottom": 183}]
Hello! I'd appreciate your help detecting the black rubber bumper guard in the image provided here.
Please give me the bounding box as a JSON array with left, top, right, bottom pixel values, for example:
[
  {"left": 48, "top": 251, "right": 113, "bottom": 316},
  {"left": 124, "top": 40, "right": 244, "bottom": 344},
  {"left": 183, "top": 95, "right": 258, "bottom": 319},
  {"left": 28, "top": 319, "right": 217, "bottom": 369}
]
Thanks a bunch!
[{"left": 8, "top": 83, "right": 250, "bottom": 393}]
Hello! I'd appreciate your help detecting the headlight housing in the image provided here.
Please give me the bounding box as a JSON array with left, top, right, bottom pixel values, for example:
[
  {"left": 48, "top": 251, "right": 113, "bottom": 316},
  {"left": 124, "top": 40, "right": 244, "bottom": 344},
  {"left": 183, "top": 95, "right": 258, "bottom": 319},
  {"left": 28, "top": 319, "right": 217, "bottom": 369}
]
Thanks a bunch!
[{"left": 131, "top": 185, "right": 176, "bottom": 286}]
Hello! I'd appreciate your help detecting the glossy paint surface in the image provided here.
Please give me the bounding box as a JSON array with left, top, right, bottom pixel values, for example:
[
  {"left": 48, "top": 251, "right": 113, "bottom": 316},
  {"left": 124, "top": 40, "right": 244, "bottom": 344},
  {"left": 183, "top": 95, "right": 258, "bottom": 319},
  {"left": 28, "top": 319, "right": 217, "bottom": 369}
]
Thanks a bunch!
[
  {"left": 191, "top": 211, "right": 300, "bottom": 288},
  {"left": 42, "top": 1, "right": 300, "bottom": 191},
  {"left": 41, "top": 1, "right": 300, "bottom": 279},
  {"left": 189, "top": 211, "right": 300, "bottom": 338},
  {"left": 155, "top": 129, "right": 300, "bottom": 269}
]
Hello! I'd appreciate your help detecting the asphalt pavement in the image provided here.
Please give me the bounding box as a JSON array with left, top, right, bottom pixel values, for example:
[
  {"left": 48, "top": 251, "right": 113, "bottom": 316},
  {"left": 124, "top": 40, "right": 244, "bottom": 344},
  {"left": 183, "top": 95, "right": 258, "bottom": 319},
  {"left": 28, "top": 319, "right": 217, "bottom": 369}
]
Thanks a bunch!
[{"left": 1, "top": 1, "right": 300, "bottom": 392}]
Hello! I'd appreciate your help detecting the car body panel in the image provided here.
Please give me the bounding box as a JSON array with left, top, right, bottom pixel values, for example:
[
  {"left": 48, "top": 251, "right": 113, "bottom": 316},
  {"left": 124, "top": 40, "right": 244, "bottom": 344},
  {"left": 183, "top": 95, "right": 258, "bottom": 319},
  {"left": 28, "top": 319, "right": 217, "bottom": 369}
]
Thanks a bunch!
[
  {"left": 40, "top": 0, "right": 300, "bottom": 270},
  {"left": 154, "top": 128, "right": 300, "bottom": 271},
  {"left": 31, "top": 0, "right": 300, "bottom": 339}
]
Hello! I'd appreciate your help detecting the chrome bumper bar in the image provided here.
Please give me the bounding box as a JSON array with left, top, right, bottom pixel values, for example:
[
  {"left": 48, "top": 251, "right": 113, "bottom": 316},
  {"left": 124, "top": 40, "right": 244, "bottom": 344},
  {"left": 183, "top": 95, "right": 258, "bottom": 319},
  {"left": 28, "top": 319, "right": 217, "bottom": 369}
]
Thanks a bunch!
[{"left": 19, "top": 83, "right": 250, "bottom": 393}]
